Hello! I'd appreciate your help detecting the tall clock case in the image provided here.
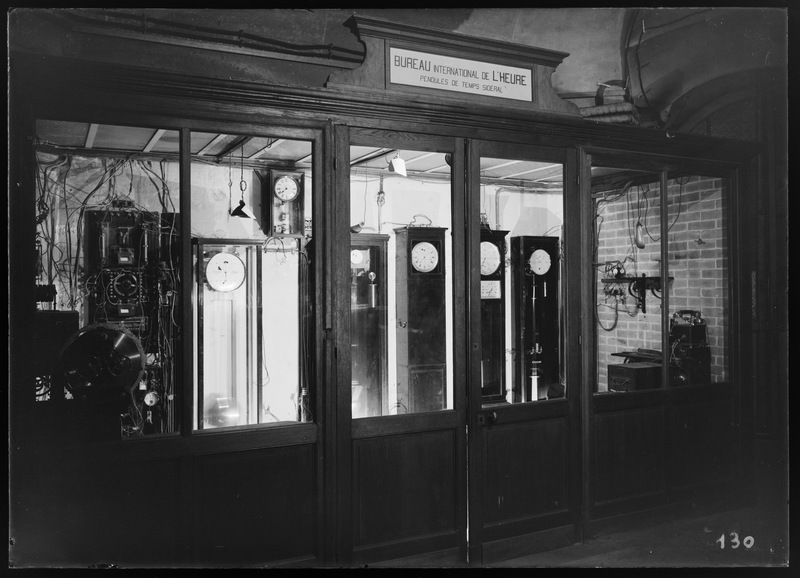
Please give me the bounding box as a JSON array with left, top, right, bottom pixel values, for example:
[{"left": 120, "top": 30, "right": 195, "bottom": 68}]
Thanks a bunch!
[
  {"left": 510, "top": 236, "right": 561, "bottom": 402},
  {"left": 350, "top": 233, "right": 389, "bottom": 418},
  {"left": 480, "top": 228, "right": 509, "bottom": 403},
  {"left": 394, "top": 226, "right": 448, "bottom": 414}
]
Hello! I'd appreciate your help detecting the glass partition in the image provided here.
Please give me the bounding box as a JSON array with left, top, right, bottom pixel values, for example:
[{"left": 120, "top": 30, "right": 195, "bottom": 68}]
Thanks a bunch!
[
  {"left": 32, "top": 120, "right": 181, "bottom": 437},
  {"left": 191, "top": 132, "right": 313, "bottom": 429},
  {"left": 477, "top": 157, "right": 565, "bottom": 404},
  {"left": 592, "top": 168, "right": 665, "bottom": 393},
  {"left": 348, "top": 146, "right": 453, "bottom": 416},
  {"left": 665, "top": 173, "right": 729, "bottom": 387},
  {"left": 591, "top": 164, "right": 730, "bottom": 393}
]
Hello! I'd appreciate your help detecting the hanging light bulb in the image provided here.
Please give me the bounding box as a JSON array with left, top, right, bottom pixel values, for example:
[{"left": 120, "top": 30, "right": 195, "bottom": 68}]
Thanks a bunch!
[{"left": 634, "top": 220, "right": 646, "bottom": 249}]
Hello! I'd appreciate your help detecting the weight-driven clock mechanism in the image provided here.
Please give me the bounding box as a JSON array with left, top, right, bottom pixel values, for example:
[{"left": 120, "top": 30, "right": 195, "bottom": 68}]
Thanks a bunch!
[
  {"left": 511, "top": 236, "right": 561, "bottom": 402},
  {"left": 265, "top": 170, "right": 305, "bottom": 237},
  {"left": 394, "top": 226, "right": 447, "bottom": 413},
  {"left": 480, "top": 229, "right": 509, "bottom": 403}
]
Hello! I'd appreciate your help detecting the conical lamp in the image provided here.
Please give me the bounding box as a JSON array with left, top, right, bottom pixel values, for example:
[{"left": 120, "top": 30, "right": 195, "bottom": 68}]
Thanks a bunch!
[{"left": 230, "top": 199, "right": 251, "bottom": 218}]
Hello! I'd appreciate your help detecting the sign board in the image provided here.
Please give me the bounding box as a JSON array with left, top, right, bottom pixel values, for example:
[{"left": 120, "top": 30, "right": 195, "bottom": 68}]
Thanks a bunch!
[{"left": 389, "top": 47, "right": 533, "bottom": 102}]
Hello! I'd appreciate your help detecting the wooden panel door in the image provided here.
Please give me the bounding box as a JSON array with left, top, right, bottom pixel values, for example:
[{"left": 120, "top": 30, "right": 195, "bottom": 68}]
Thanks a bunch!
[
  {"left": 340, "top": 128, "right": 468, "bottom": 567},
  {"left": 467, "top": 140, "right": 582, "bottom": 565}
]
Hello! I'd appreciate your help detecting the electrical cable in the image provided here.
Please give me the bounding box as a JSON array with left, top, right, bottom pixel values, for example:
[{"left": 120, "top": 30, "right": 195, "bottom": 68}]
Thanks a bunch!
[{"left": 643, "top": 177, "right": 686, "bottom": 241}]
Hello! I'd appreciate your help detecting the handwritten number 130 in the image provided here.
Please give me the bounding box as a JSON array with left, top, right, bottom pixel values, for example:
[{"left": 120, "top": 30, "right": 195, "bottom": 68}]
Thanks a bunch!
[{"left": 716, "top": 533, "right": 755, "bottom": 549}]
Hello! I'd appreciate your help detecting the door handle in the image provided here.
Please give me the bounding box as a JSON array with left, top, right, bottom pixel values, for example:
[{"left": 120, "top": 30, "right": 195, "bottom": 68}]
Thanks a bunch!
[{"left": 478, "top": 410, "right": 498, "bottom": 426}]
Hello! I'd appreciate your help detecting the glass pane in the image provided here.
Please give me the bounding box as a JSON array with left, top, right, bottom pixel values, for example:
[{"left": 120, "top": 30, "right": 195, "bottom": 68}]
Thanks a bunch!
[
  {"left": 191, "top": 132, "right": 313, "bottom": 429},
  {"left": 478, "top": 157, "right": 565, "bottom": 404},
  {"left": 592, "top": 168, "right": 665, "bottom": 393},
  {"left": 349, "top": 147, "right": 453, "bottom": 416},
  {"left": 666, "top": 174, "right": 729, "bottom": 387},
  {"left": 32, "top": 120, "right": 181, "bottom": 437}
]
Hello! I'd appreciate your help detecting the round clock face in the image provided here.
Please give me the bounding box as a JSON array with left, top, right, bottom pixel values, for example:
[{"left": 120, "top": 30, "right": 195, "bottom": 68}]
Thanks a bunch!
[
  {"left": 529, "top": 248, "right": 551, "bottom": 276},
  {"left": 350, "top": 249, "right": 364, "bottom": 266},
  {"left": 274, "top": 175, "right": 299, "bottom": 202},
  {"left": 411, "top": 241, "right": 439, "bottom": 273},
  {"left": 205, "top": 252, "right": 246, "bottom": 292},
  {"left": 480, "top": 241, "right": 502, "bottom": 276}
]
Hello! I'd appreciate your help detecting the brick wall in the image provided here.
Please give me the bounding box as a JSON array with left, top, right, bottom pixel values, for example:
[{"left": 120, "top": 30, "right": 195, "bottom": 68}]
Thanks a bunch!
[{"left": 595, "top": 176, "right": 728, "bottom": 391}]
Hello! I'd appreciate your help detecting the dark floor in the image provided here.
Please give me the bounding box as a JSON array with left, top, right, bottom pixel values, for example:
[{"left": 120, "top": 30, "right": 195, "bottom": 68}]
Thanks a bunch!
[{"left": 491, "top": 439, "right": 789, "bottom": 568}]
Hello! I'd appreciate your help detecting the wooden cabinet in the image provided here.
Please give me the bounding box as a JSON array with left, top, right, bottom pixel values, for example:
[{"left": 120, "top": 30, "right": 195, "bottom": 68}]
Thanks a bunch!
[
  {"left": 394, "top": 227, "right": 448, "bottom": 414},
  {"left": 350, "top": 233, "right": 389, "bottom": 417},
  {"left": 479, "top": 228, "right": 509, "bottom": 403},
  {"left": 510, "top": 236, "right": 561, "bottom": 402}
]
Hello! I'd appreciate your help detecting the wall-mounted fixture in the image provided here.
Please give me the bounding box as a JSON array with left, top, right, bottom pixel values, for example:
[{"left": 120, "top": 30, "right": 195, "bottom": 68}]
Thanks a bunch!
[
  {"left": 602, "top": 274, "right": 673, "bottom": 314},
  {"left": 634, "top": 220, "right": 646, "bottom": 248}
]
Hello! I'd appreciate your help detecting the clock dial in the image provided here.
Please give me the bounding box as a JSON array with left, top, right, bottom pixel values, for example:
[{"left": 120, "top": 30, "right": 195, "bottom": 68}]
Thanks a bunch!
[
  {"left": 411, "top": 241, "right": 439, "bottom": 273},
  {"left": 481, "top": 279, "right": 501, "bottom": 299},
  {"left": 274, "top": 175, "right": 299, "bottom": 202},
  {"left": 350, "top": 249, "right": 364, "bottom": 266},
  {"left": 205, "top": 252, "right": 246, "bottom": 292},
  {"left": 480, "top": 241, "right": 502, "bottom": 276},
  {"left": 529, "top": 248, "right": 551, "bottom": 275},
  {"left": 143, "top": 391, "right": 159, "bottom": 407}
]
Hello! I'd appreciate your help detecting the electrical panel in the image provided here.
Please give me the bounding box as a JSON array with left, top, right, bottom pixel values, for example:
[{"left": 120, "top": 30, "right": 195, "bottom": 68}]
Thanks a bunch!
[{"left": 82, "top": 202, "right": 179, "bottom": 436}]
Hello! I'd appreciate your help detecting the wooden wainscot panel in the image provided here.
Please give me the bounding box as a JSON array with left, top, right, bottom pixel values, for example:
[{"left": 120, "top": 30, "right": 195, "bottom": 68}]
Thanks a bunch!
[
  {"left": 593, "top": 407, "right": 666, "bottom": 511},
  {"left": 326, "top": 15, "right": 579, "bottom": 118},
  {"left": 669, "top": 398, "right": 736, "bottom": 492},
  {"left": 352, "top": 429, "right": 457, "bottom": 552},
  {"left": 482, "top": 417, "right": 570, "bottom": 527},
  {"left": 10, "top": 454, "right": 181, "bottom": 568},
  {"left": 193, "top": 444, "right": 318, "bottom": 566}
]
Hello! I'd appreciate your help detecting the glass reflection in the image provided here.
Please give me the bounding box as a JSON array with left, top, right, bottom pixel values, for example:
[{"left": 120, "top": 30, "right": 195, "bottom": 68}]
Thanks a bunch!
[
  {"left": 349, "top": 148, "right": 453, "bottom": 416},
  {"left": 478, "top": 158, "right": 565, "bottom": 405},
  {"left": 191, "top": 132, "right": 313, "bottom": 429}
]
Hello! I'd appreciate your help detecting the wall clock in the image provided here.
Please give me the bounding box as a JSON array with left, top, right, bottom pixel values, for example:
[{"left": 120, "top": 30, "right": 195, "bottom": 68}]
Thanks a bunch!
[
  {"left": 273, "top": 174, "right": 300, "bottom": 202},
  {"left": 205, "top": 252, "right": 246, "bottom": 292},
  {"left": 265, "top": 170, "right": 305, "bottom": 237}
]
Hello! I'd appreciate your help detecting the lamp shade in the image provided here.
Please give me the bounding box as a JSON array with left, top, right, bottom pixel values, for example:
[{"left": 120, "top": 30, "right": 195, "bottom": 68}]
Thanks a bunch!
[
  {"left": 230, "top": 199, "right": 252, "bottom": 218},
  {"left": 388, "top": 156, "right": 407, "bottom": 177}
]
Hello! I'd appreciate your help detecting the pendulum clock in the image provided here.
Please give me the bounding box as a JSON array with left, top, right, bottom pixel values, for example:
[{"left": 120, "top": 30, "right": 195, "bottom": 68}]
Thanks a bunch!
[
  {"left": 349, "top": 233, "right": 389, "bottom": 417},
  {"left": 394, "top": 226, "right": 448, "bottom": 414},
  {"left": 479, "top": 228, "right": 509, "bottom": 403},
  {"left": 511, "top": 236, "right": 561, "bottom": 402}
]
